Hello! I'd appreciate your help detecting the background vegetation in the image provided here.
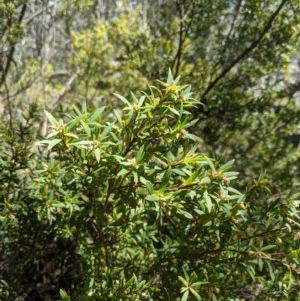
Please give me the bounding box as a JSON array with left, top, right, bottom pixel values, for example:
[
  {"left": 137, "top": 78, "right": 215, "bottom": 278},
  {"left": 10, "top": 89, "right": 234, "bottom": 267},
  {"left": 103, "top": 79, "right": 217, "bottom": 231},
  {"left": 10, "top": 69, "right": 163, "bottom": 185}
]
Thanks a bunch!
[{"left": 0, "top": 0, "right": 300, "bottom": 300}]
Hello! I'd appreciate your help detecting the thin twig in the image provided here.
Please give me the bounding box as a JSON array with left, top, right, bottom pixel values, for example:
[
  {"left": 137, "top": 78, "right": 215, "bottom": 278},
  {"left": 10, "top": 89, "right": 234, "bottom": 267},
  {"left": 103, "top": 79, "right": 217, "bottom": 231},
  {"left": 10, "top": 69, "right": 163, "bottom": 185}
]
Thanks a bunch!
[
  {"left": 23, "top": 0, "right": 60, "bottom": 25},
  {"left": 0, "top": 3, "right": 27, "bottom": 88},
  {"left": 201, "top": 0, "right": 289, "bottom": 100},
  {"left": 3, "top": 78, "right": 13, "bottom": 129},
  {"left": 50, "top": 71, "right": 81, "bottom": 109}
]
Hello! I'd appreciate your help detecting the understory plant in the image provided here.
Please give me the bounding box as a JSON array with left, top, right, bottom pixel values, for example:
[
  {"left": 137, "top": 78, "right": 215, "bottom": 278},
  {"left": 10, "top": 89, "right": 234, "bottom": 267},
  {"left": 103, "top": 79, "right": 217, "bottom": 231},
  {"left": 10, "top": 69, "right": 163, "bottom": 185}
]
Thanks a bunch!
[{"left": 1, "top": 72, "right": 299, "bottom": 300}]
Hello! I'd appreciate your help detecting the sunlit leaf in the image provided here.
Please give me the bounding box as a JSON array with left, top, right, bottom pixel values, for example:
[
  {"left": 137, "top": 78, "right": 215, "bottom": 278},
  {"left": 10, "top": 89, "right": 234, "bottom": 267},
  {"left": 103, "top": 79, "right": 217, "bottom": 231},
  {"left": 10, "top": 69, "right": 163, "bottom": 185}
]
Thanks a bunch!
[
  {"left": 114, "top": 93, "right": 132, "bottom": 107},
  {"left": 203, "top": 191, "right": 212, "bottom": 213},
  {"left": 181, "top": 290, "right": 189, "bottom": 301},
  {"left": 44, "top": 110, "right": 59, "bottom": 126},
  {"left": 94, "top": 148, "right": 101, "bottom": 162},
  {"left": 47, "top": 138, "right": 62, "bottom": 150}
]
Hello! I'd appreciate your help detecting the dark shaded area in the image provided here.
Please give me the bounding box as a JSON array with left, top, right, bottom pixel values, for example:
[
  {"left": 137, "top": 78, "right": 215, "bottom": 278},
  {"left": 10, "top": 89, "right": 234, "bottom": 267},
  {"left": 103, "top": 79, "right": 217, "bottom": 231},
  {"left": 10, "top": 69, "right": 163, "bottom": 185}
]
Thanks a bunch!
[
  {"left": 1, "top": 239, "right": 82, "bottom": 300},
  {"left": 285, "top": 134, "right": 300, "bottom": 147}
]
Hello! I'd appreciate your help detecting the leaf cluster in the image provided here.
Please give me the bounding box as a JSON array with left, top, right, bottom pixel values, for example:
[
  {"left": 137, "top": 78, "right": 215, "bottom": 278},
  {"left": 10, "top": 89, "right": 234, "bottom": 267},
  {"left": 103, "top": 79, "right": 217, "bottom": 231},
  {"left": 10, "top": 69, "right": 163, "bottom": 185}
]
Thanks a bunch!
[{"left": 1, "top": 73, "right": 299, "bottom": 300}]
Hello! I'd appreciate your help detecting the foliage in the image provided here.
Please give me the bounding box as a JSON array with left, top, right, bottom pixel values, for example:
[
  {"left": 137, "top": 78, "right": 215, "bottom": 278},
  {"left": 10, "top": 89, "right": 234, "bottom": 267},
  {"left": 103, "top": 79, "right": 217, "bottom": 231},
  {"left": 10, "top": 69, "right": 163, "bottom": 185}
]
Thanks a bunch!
[
  {"left": 1, "top": 0, "right": 299, "bottom": 191},
  {"left": 68, "top": 12, "right": 151, "bottom": 104},
  {"left": 1, "top": 73, "right": 299, "bottom": 300},
  {"left": 1, "top": 1, "right": 300, "bottom": 300}
]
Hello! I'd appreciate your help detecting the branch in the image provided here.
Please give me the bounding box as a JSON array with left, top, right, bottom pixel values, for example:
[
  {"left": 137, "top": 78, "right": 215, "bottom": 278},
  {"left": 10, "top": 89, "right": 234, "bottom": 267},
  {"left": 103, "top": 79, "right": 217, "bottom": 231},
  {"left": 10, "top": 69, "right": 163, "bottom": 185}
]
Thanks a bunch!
[
  {"left": 3, "top": 78, "right": 13, "bottom": 129},
  {"left": 219, "top": 0, "right": 243, "bottom": 60},
  {"left": 201, "top": 0, "right": 289, "bottom": 100},
  {"left": 172, "top": 0, "right": 191, "bottom": 78},
  {"left": 172, "top": 3, "right": 184, "bottom": 78},
  {"left": 0, "top": 3, "right": 27, "bottom": 88},
  {"left": 50, "top": 70, "right": 82, "bottom": 108},
  {"left": 23, "top": 0, "right": 59, "bottom": 25}
]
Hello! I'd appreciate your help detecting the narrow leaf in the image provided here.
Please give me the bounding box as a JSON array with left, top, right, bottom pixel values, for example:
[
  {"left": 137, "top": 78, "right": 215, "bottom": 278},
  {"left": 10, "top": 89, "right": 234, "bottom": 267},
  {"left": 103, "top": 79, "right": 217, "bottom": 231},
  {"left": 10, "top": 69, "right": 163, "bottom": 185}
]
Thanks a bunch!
[
  {"left": 47, "top": 139, "right": 62, "bottom": 150},
  {"left": 88, "top": 107, "right": 105, "bottom": 122},
  {"left": 94, "top": 148, "right": 101, "bottom": 162},
  {"left": 80, "top": 120, "right": 91, "bottom": 136},
  {"left": 178, "top": 276, "right": 189, "bottom": 286},
  {"left": 182, "top": 168, "right": 201, "bottom": 186},
  {"left": 136, "top": 145, "right": 145, "bottom": 163},
  {"left": 169, "top": 107, "right": 180, "bottom": 116},
  {"left": 190, "top": 288, "right": 202, "bottom": 300},
  {"left": 157, "top": 168, "right": 172, "bottom": 192},
  {"left": 167, "top": 68, "right": 174, "bottom": 84},
  {"left": 114, "top": 109, "right": 123, "bottom": 126},
  {"left": 123, "top": 275, "right": 136, "bottom": 291},
  {"left": 81, "top": 101, "right": 87, "bottom": 113},
  {"left": 138, "top": 95, "right": 146, "bottom": 106},
  {"left": 114, "top": 93, "right": 132, "bottom": 107},
  {"left": 218, "top": 160, "right": 235, "bottom": 172},
  {"left": 181, "top": 290, "right": 189, "bottom": 301},
  {"left": 261, "top": 245, "right": 277, "bottom": 251},
  {"left": 44, "top": 110, "right": 59, "bottom": 126},
  {"left": 204, "top": 156, "right": 215, "bottom": 171},
  {"left": 101, "top": 123, "right": 114, "bottom": 140},
  {"left": 46, "top": 131, "right": 59, "bottom": 139},
  {"left": 204, "top": 191, "right": 212, "bottom": 213}
]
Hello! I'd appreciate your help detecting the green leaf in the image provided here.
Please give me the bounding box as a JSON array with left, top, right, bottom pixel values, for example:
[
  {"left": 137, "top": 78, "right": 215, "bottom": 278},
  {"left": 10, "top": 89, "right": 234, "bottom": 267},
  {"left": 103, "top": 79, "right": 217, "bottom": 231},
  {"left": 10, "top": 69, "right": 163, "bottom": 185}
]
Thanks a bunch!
[
  {"left": 66, "top": 116, "right": 81, "bottom": 131},
  {"left": 157, "top": 168, "right": 172, "bottom": 193},
  {"left": 64, "top": 132, "right": 79, "bottom": 138},
  {"left": 81, "top": 101, "right": 87, "bottom": 113},
  {"left": 59, "top": 289, "right": 70, "bottom": 301},
  {"left": 47, "top": 138, "right": 62, "bottom": 150},
  {"left": 114, "top": 93, "right": 132, "bottom": 107},
  {"left": 190, "top": 287, "right": 202, "bottom": 300},
  {"left": 192, "top": 281, "right": 210, "bottom": 288},
  {"left": 178, "top": 276, "right": 189, "bottom": 286},
  {"left": 145, "top": 180, "right": 154, "bottom": 194},
  {"left": 185, "top": 133, "right": 201, "bottom": 142},
  {"left": 94, "top": 148, "right": 101, "bottom": 162},
  {"left": 69, "top": 140, "right": 92, "bottom": 146},
  {"left": 80, "top": 120, "right": 91, "bottom": 136},
  {"left": 169, "top": 107, "right": 180, "bottom": 116},
  {"left": 182, "top": 168, "right": 202, "bottom": 186},
  {"left": 223, "top": 171, "right": 239, "bottom": 179},
  {"left": 266, "top": 261, "right": 275, "bottom": 282},
  {"left": 261, "top": 245, "right": 277, "bottom": 251},
  {"left": 178, "top": 209, "right": 193, "bottom": 219},
  {"left": 183, "top": 267, "right": 189, "bottom": 281},
  {"left": 88, "top": 107, "right": 105, "bottom": 122},
  {"left": 133, "top": 171, "right": 138, "bottom": 183},
  {"left": 204, "top": 156, "right": 215, "bottom": 171},
  {"left": 73, "top": 105, "right": 82, "bottom": 116},
  {"left": 146, "top": 195, "right": 160, "bottom": 201},
  {"left": 138, "top": 95, "right": 146, "bottom": 106},
  {"left": 101, "top": 122, "right": 114, "bottom": 140},
  {"left": 122, "top": 274, "right": 136, "bottom": 291},
  {"left": 218, "top": 160, "right": 235, "bottom": 172},
  {"left": 200, "top": 176, "right": 211, "bottom": 184},
  {"left": 167, "top": 68, "right": 174, "bottom": 84},
  {"left": 130, "top": 91, "right": 139, "bottom": 104},
  {"left": 286, "top": 249, "right": 300, "bottom": 262},
  {"left": 194, "top": 209, "right": 205, "bottom": 216},
  {"left": 116, "top": 169, "right": 129, "bottom": 177},
  {"left": 46, "top": 131, "right": 60, "bottom": 139},
  {"left": 258, "top": 258, "right": 263, "bottom": 271},
  {"left": 44, "top": 110, "right": 59, "bottom": 126},
  {"left": 203, "top": 191, "right": 212, "bottom": 213},
  {"left": 114, "top": 109, "right": 123, "bottom": 126},
  {"left": 227, "top": 187, "right": 243, "bottom": 195},
  {"left": 181, "top": 290, "right": 189, "bottom": 301},
  {"left": 136, "top": 145, "right": 144, "bottom": 163}
]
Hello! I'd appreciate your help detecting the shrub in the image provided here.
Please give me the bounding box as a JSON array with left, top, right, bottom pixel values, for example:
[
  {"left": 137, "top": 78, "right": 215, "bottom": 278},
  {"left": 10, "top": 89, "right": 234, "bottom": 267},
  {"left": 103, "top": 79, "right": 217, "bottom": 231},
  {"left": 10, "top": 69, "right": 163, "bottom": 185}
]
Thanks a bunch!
[{"left": 1, "top": 72, "right": 299, "bottom": 300}]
